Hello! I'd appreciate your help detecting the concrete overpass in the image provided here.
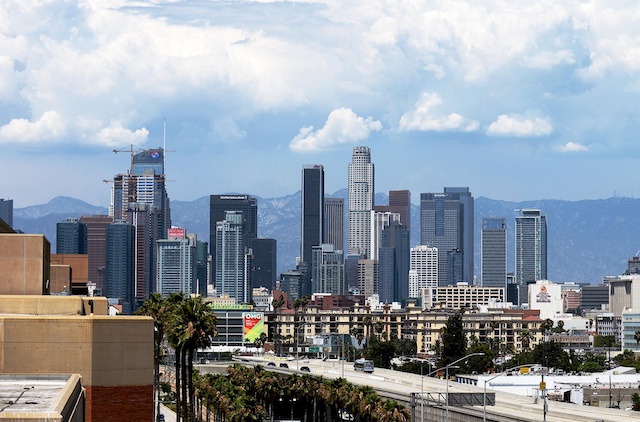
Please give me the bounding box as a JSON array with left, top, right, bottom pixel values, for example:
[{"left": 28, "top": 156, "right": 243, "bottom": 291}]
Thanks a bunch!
[{"left": 201, "top": 357, "right": 640, "bottom": 422}]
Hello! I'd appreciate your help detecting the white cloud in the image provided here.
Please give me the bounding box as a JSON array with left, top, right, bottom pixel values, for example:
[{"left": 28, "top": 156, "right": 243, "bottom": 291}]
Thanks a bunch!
[
  {"left": 555, "top": 141, "right": 590, "bottom": 152},
  {"left": 0, "top": 111, "right": 65, "bottom": 143},
  {"left": 91, "top": 123, "right": 149, "bottom": 147},
  {"left": 486, "top": 114, "right": 553, "bottom": 137},
  {"left": 398, "top": 92, "right": 479, "bottom": 132},
  {"left": 289, "top": 108, "right": 382, "bottom": 153}
]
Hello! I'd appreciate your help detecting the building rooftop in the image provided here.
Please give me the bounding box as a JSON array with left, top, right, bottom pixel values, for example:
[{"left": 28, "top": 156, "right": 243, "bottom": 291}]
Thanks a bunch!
[{"left": 0, "top": 374, "right": 78, "bottom": 414}]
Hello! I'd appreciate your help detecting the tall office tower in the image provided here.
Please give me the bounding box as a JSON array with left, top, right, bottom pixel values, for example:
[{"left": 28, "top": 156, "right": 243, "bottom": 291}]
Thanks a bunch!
[
  {"left": 378, "top": 220, "right": 410, "bottom": 303},
  {"left": 481, "top": 217, "right": 507, "bottom": 288},
  {"left": 216, "top": 211, "right": 247, "bottom": 302},
  {"left": 409, "top": 245, "right": 438, "bottom": 297},
  {"left": 56, "top": 218, "right": 88, "bottom": 254},
  {"left": 357, "top": 259, "right": 378, "bottom": 297},
  {"left": 195, "top": 240, "right": 209, "bottom": 296},
  {"left": 301, "top": 165, "right": 324, "bottom": 295},
  {"left": 105, "top": 220, "right": 135, "bottom": 314},
  {"left": 324, "top": 197, "right": 344, "bottom": 252},
  {"left": 80, "top": 215, "right": 113, "bottom": 295},
  {"left": 370, "top": 211, "right": 401, "bottom": 260},
  {"left": 209, "top": 194, "right": 258, "bottom": 283},
  {"left": 348, "top": 146, "right": 374, "bottom": 257},
  {"left": 250, "top": 238, "right": 277, "bottom": 290},
  {"left": 420, "top": 187, "right": 474, "bottom": 286},
  {"left": 109, "top": 147, "right": 171, "bottom": 307},
  {"left": 374, "top": 190, "right": 411, "bottom": 231},
  {"left": 312, "top": 244, "right": 345, "bottom": 295},
  {"left": 0, "top": 198, "right": 13, "bottom": 227},
  {"left": 515, "top": 209, "right": 547, "bottom": 306},
  {"left": 156, "top": 228, "right": 197, "bottom": 296}
]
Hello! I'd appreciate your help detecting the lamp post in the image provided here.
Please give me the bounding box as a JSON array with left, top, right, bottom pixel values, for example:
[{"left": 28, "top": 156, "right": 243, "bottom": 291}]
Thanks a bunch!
[
  {"left": 444, "top": 352, "right": 485, "bottom": 422},
  {"left": 483, "top": 363, "right": 538, "bottom": 422}
]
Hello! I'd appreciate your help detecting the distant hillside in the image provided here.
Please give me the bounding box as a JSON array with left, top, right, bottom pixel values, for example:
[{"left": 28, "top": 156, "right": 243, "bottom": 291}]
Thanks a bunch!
[{"left": 12, "top": 194, "right": 640, "bottom": 284}]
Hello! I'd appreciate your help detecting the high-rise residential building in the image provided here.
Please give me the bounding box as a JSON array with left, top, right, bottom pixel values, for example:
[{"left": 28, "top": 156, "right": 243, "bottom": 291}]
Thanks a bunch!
[
  {"left": 378, "top": 220, "right": 410, "bottom": 303},
  {"left": 215, "top": 211, "right": 248, "bottom": 303},
  {"left": 312, "top": 244, "right": 345, "bottom": 295},
  {"left": 481, "top": 217, "right": 507, "bottom": 289},
  {"left": 195, "top": 239, "right": 209, "bottom": 296},
  {"left": 105, "top": 220, "right": 135, "bottom": 314},
  {"left": 357, "top": 259, "right": 378, "bottom": 298},
  {"left": 249, "top": 237, "right": 277, "bottom": 290},
  {"left": 0, "top": 198, "right": 13, "bottom": 227},
  {"left": 348, "top": 146, "right": 374, "bottom": 258},
  {"left": 156, "top": 228, "right": 197, "bottom": 296},
  {"left": 278, "top": 270, "right": 303, "bottom": 301},
  {"left": 301, "top": 165, "right": 324, "bottom": 295},
  {"left": 56, "top": 218, "right": 88, "bottom": 254},
  {"left": 324, "top": 197, "right": 344, "bottom": 252},
  {"left": 109, "top": 147, "right": 171, "bottom": 307},
  {"left": 515, "top": 209, "right": 547, "bottom": 306},
  {"left": 209, "top": 194, "right": 258, "bottom": 285},
  {"left": 409, "top": 245, "right": 438, "bottom": 298},
  {"left": 344, "top": 253, "right": 365, "bottom": 293},
  {"left": 80, "top": 215, "right": 113, "bottom": 295},
  {"left": 420, "top": 187, "right": 474, "bottom": 286},
  {"left": 374, "top": 190, "right": 411, "bottom": 231}
]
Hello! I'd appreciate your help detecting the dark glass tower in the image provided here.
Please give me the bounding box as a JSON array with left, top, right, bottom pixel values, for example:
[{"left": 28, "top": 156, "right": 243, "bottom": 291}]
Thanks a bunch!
[
  {"left": 0, "top": 198, "right": 13, "bottom": 227},
  {"left": 420, "top": 187, "right": 474, "bottom": 286},
  {"left": 56, "top": 218, "right": 88, "bottom": 254},
  {"left": 301, "top": 165, "right": 324, "bottom": 295},
  {"left": 515, "top": 209, "right": 547, "bottom": 306},
  {"left": 250, "top": 237, "right": 277, "bottom": 290},
  {"left": 80, "top": 215, "right": 113, "bottom": 296},
  {"left": 378, "top": 220, "right": 410, "bottom": 303},
  {"left": 105, "top": 220, "right": 135, "bottom": 314},
  {"left": 481, "top": 217, "right": 507, "bottom": 288}
]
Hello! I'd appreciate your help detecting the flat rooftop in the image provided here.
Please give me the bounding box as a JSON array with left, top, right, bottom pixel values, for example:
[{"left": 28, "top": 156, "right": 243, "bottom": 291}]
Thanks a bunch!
[{"left": 0, "top": 374, "right": 75, "bottom": 414}]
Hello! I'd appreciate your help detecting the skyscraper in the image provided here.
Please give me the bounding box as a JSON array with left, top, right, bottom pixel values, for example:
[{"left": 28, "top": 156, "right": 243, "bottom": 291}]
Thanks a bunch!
[
  {"left": 481, "top": 217, "right": 507, "bottom": 289},
  {"left": 249, "top": 237, "right": 277, "bottom": 290},
  {"left": 312, "top": 244, "right": 345, "bottom": 295},
  {"left": 301, "top": 165, "right": 324, "bottom": 295},
  {"left": 109, "top": 147, "right": 171, "bottom": 307},
  {"left": 419, "top": 187, "right": 474, "bottom": 286},
  {"left": 215, "top": 211, "right": 247, "bottom": 302},
  {"left": 370, "top": 211, "right": 401, "bottom": 260},
  {"left": 378, "top": 219, "right": 410, "bottom": 303},
  {"left": 156, "top": 228, "right": 197, "bottom": 296},
  {"left": 80, "top": 215, "right": 113, "bottom": 295},
  {"left": 105, "top": 220, "right": 135, "bottom": 314},
  {"left": 374, "top": 190, "right": 411, "bottom": 231},
  {"left": 0, "top": 198, "right": 13, "bottom": 227},
  {"left": 56, "top": 218, "right": 88, "bottom": 254},
  {"left": 515, "top": 209, "right": 547, "bottom": 306},
  {"left": 209, "top": 194, "right": 258, "bottom": 286},
  {"left": 348, "top": 146, "right": 374, "bottom": 258},
  {"left": 409, "top": 245, "right": 438, "bottom": 297},
  {"left": 324, "top": 197, "right": 344, "bottom": 252}
]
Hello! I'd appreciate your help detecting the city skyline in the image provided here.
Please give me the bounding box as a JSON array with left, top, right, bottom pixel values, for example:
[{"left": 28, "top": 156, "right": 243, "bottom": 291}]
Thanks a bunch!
[{"left": 3, "top": 1, "right": 640, "bottom": 208}]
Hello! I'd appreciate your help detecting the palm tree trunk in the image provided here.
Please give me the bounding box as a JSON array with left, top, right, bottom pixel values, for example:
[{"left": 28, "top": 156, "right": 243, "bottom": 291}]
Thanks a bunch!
[
  {"left": 188, "top": 348, "right": 195, "bottom": 421},
  {"left": 175, "top": 348, "right": 181, "bottom": 422},
  {"left": 181, "top": 348, "right": 188, "bottom": 421}
]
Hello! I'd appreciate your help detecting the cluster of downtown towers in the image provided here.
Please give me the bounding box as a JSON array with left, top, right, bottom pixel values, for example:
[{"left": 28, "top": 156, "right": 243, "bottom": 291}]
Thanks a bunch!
[{"left": 55, "top": 146, "right": 547, "bottom": 312}]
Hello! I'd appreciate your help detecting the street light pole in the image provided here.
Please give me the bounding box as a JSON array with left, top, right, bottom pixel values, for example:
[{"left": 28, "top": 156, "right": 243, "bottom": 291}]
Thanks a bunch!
[
  {"left": 483, "top": 363, "right": 538, "bottom": 422},
  {"left": 444, "top": 352, "right": 485, "bottom": 422}
]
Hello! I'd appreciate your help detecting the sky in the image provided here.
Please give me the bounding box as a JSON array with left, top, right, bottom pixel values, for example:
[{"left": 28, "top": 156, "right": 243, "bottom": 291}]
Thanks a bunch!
[{"left": 2, "top": 0, "right": 640, "bottom": 208}]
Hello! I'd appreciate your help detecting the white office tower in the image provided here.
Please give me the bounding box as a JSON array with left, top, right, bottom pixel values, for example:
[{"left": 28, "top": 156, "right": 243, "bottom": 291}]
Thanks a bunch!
[
  {"left": 312, "top": 244, "right": 345, "bottom": 295},
  {"left": 515, "top": 209, "right": 547, "bottom": 306},
  {"left": 156, "top": 229, "right": 197, "bottom": 296},
  {"left": 370, "top": 211, "right": 401, "bottom": 260},
  {"left": 348, "top": 146, "right": 374, "bottom": 258},
  {"left": 409, "top": 245, "right": 438, "bottom": 297},
  {"left": 215, "top": 211, "right": 247, "bottom": 303}
]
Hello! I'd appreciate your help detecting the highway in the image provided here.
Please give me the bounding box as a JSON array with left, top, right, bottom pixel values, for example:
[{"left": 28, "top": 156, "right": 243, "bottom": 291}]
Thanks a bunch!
[{"left": 216, "top": 356, "right": 640, "bottom": 422}]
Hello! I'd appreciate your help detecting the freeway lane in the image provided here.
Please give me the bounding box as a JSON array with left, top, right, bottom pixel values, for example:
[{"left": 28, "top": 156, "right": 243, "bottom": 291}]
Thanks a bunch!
[{"left": 226, "top": 356, "right": 640, "bottom": 422}]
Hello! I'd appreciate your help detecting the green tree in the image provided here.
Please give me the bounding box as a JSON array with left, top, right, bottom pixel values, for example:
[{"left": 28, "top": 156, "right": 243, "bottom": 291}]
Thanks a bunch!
[
  {"left": 440, "top": 310, "right": 466, "bottom": 367},
  {"left": 632, "top": 392, "right": 640, "bottom": 411},
  {"left": 519, "top": 329, "right": 533, "bottom": 351}
]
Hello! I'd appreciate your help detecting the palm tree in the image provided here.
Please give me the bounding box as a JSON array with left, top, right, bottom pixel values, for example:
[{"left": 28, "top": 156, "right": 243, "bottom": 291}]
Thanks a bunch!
[
  {"left": 167, "top": 295, "right": 218, "bottom": 421},
  {"left": 272, "top": 294, "right": 285, "bottom": 355},
  {"left": 520, "top": 329, "right": 533, "bottom": 351},
  {"left": 635, "top": 331, "right": 640, "bottom": 351}
]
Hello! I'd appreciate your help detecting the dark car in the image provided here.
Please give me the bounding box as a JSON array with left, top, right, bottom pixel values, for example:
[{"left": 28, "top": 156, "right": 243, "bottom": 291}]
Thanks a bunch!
[
  {"left": 279, "top": 362, "right": 289, "bottom": 368},
  {"left": 300, "top": 366, "right": 310, "bottom": 372},
  {"left": 267, "top": 362, "right": 276, "bottom": 366}
]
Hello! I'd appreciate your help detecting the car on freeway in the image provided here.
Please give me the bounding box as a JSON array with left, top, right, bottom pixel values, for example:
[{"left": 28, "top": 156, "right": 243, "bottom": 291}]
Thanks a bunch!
[
  {"left": 279, "top": 362, "right": 289, "bottom": 368},
  {"left": 267, "top": 362, "right": 276, "bottom": 366},
  {"left": 300, "top": 366, "right": 310, "bottom": 372}
]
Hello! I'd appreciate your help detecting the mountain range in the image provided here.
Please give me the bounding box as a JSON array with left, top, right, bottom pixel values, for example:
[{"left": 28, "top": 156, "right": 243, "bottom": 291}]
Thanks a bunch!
[{"left": 12, "top": 193, "right": 640, "bottom": 285}]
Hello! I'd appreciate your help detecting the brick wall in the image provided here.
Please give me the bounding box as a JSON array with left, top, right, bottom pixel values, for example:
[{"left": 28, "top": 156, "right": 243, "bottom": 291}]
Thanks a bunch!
[{"left": 86, "top": 385, "right": 153, "bottom": 422}]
